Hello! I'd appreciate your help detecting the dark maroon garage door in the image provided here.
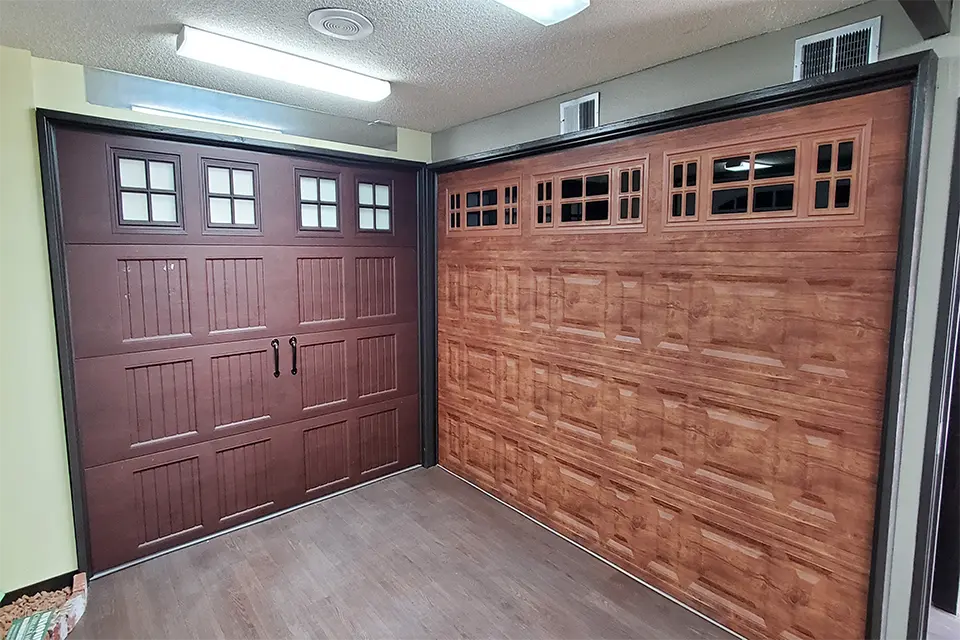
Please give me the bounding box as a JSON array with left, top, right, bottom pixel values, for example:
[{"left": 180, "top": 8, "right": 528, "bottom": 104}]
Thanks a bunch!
[{"left": 54, "top": 128, "right": 420, "bottom": 572}]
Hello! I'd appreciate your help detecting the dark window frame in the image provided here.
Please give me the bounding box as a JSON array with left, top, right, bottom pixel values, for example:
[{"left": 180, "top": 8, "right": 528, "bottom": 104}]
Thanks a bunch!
[{"left": 110, "top": 148, "right": 185, "bottom": 231}]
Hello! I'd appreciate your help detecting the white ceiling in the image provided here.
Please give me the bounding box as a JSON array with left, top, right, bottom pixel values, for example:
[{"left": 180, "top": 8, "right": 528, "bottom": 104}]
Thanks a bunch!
[{"left": 0, "top": 0, "right": 870, "bottom": 133}]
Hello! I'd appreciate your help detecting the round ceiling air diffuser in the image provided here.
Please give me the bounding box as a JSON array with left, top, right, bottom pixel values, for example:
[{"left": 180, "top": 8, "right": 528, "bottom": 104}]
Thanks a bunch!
[{"left": 308, "top": 8, "right": 374, "bottom": 41}]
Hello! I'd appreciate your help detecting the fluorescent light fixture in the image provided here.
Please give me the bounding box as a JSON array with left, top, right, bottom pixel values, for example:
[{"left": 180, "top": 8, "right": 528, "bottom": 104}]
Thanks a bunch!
[
  {"left": 493, "top": 0, "right": 590, "bottom": 26},
  {"left": 131, "top": 105, "right": 282, "bottom": 133},
  {"left": 176, "top": 25, "right": 391, "bottom": 102},
  {"left": 725, "top": 160, "right": 772, "bottom": 172}
]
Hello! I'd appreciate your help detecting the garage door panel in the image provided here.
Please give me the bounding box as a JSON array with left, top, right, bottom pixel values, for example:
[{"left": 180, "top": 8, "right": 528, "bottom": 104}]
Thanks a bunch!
[{"left": 76, "top": 336, "right": 302, "bottom": 467}]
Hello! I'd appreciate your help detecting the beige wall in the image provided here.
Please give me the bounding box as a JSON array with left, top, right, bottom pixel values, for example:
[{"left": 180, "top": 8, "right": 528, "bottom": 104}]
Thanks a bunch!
[{"left": 0, "top": 45, "right": 430, "bottom": 593}]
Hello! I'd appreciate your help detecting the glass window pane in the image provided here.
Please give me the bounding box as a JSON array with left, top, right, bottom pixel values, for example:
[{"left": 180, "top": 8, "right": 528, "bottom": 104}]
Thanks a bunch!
[
  {"left": 673, "top": 164, "right": 683, "bottom": 189},
  {"left": 585, "top": 174, "right": 608, "bottom": 197},
  {"left": 119, "top": 158, "right": 147, "bottom": 189},
  {"left": 319, "top": 179, "right": 337, "bottom": 203},
  {"left": 585, "top": 200, "right": 608, "bottom": 221},
  {"left": 561, "top": 178, "right": 582, "bottom": 199},
  {"left": 482, "top": 189, "right": 498, "bottom": 206},
  {"left": 359, "top": 183, "right": 375, "bottom": 205},
  {"left": 633, "top": 169, "right": 643, "bottom": 192},
  {"left": 537, "top": 182, "right": 545, "bottom": 201},
  {"left": 450, "top": 193, "right": 456, "bottom": 210},
  {"left": 545, "top": 182, "right": 552, "bottom": 200},
  {"left": 481, "top": 210, "right": 497, "bottom": 226},
  {"left": 148, "top": 161, "right": 175, "bottom": 191},
  {"left": 375, "top": 208, "right": 390, "bottom": 230},
  {"left": 151, "top": 194, "right": 177, "bottom": 222},
  {"left": 537, "top": 205, "right": 544, "bottom": 224},
  {"left": 232, "top": 169, "right": 254, "bottom": 196},
  {"left": 209, "top": 197, "right": 233, "bottom": 224},
  {"left": 375, "top": 184, "right": 390, "bottom": 206},
  {"left": 685, "top": 192, "right": 696, "bottom": 217},
  {"left": 835, "top": 178, "right": 851, "bottom": 208},
  {"left": 713, "top": 156, "right": 750, "bottom": 183},
  {"left": 466, "top": 211, "right": 481, "bottom": 227},
  {"left": 545, "top": 205, "right": 552, "bottom": 223},
  {"left": 754, "top": 149, "right": 796, "bottom": 180},
  {"left": 511, "top": 208, "right": 517, "bottom": 225},
  {"left": 815, "top": 180, "right": 831, "bottom": 209},
  {"left": 560, "top": 202, "right": 582, "bottom": 222},
  {"left": 208, "top": 167, "right": 232, "bottom": 194},
  {"left": 817, "top": 144, "right": 833, "bottom": 173},
  {"left": 672, "top": 193, "right": 682, "bottom": 217},
  {"left": 301, "top": 203, "right": 319, "bottom": 228},
  {"left": 511, "top": 186, "right": 518, "bottom": 203},
  {"left": 752, "top": 184, "right": 794, "bottom": 212},
  {"left": 837, "top": 141, "right": 854, "bottom": 172},
  {"left": 620, "top": 171, "right": 630, "bottom": 194},
  {"left": 234, "top": 199, "right": 256, "bottom": 225},
  {"left": 320, "top": 205, "right": 338, "bottom": 228},
  {"left": 685, "top": 164, "right": 696, "bottom": 187},
  {"left": 711, "top": 187, "right": 749, "bottom": 214},
  {"left": 631, "top": 196, "right": 641, "bottom": 219},
  {"left": 466, "top": 191, "right": 481, "bottom": 208},
  {"left": 120, "top": 191, "right": 149, "bottom": 221},
  {"left": 300, "top": 176, "right": 318, "bottom": 202},
  {"left": 359, "top": 207, "right": 375, "bottom": 229},
  {"left": 619, "top": 198, "right": 628, "bottom": 219}
]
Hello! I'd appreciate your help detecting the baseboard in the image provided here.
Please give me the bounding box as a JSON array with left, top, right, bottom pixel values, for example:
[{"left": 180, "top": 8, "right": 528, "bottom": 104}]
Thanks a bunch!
[
  {"left": 93, "top": 464, "right": 421, "bottom": 580},
  {"left": 1, "top": 571, "right": 75, "bottom": 606},
  {"left": 438, "top": 465, "right": 745, "bottom": 640}
]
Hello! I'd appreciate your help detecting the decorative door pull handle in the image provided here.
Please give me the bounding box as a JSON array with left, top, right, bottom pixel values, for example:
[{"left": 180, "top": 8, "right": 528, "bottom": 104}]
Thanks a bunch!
[
  {"left": 271, "top": 339, "right": 280, "bottom": 378},
  {"left": 289, "top": 337, "right": 298, "bottom": 375}
]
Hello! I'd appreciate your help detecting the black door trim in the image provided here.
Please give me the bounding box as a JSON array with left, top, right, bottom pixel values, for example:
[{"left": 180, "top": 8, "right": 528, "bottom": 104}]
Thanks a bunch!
[
  {"left": 429, "top": 51, "right": 939, "bottom": 640},
  {"left": 35, "top": 109, "right": 433, "bottom": 576}
]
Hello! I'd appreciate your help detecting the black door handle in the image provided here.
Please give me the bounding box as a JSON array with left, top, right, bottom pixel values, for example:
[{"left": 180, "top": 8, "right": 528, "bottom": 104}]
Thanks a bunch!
[
  {"left": 271, "top": 339, "right": 280, "bottom": 378},
  {"left": 289, "top": 337, "right": 298, "bottom": 375}
]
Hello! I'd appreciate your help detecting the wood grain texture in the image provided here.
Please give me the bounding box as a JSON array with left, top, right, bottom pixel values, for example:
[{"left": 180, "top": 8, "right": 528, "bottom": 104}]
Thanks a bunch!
[
  {"left": 437, "top": 87, "right": 912, "bottom": 640},
  {"left": 72, "top": 468, "right": 735, "bottom": 640}
]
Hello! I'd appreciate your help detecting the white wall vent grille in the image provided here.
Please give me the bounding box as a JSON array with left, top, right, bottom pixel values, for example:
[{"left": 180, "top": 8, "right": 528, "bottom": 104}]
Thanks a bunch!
[
  {"left": 560, "top": 92, "right": 599, "bottom": 134},
  {"left": 793, "top": 16, "right": 881, "bottom": 81}
]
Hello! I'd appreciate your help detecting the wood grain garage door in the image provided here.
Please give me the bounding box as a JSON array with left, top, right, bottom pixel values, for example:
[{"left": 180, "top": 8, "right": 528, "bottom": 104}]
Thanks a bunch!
[
  {"left": 54, "top": 129, "right": 420, "bottom": 572},
  {"left": 436, "top": 88, "right": 911, "bottom": 640}
]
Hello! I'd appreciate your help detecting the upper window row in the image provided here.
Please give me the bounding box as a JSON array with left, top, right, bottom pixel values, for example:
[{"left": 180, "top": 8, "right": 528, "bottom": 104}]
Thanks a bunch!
[
  {"left": 114, "top": 154, "right": 392, "bottom": 233},
  {"left": 448, "top": 181, "right": 520, "bottom": 233}
]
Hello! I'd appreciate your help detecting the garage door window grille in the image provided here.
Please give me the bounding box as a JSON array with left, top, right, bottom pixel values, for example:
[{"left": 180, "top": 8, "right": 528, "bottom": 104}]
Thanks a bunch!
[
  {"left": 358, "top": 182, "right": 391, "bottom": 232},
  {"left": 202, "top": 160, "right": 259, "bottom": 229},
  {"left": 112, "top": 151, "right": 182, "bottom": 228},
  {"left": 297, "top": 172, "right": 339, "bottom": 231}
]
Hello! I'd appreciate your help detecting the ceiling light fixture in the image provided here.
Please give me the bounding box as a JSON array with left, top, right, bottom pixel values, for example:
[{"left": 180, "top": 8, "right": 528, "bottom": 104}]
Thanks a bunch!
[
  {"left": 175, "top": 25, "right": 391, "bottom": 102},
  {"left": 492, "top": 0, "right": 590, "bottom": 26},
  {"left": 131, "top": 105, "right": 282, "bottom": 133}
]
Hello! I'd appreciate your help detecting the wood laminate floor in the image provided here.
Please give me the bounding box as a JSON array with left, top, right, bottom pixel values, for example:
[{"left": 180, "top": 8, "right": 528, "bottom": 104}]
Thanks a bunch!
[
  {"left": 72, "top": 467, "right": 734, "bottom": 640},
  {"left": 928, "top": 607, "right": 960, "bottom": 640}
]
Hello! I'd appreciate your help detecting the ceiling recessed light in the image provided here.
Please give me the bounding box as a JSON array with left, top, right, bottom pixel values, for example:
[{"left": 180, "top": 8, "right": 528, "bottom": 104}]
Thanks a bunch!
[
  {"left": 492, "top": 0, "right": 590, "bottom": 26},
  {"left": 175, "top": 25, "right": 391, "bottom": 102}
]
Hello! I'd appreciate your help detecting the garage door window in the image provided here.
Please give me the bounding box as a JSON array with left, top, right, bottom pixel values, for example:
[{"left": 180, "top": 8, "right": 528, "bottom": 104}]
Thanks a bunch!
[
  {"left": 114, "top": 154, "right": 180, "bottom": 227},
  {"left": 203, "top": 161, "right": 258, "bottom": 228},
  {"left": 298, "top": 173, "right": 339, "bottom": 230},
  {"left": 358, "top": 182, "right": 391, "bottom": 231}
]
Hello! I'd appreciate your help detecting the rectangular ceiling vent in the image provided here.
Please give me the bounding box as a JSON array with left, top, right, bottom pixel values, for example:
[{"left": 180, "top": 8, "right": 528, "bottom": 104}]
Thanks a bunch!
[
  {"left": 560, "top": 92, "right": 599, "bottom": 134},
  {"left": 793, "top": 16, "right": 881, "bottom": 81}
]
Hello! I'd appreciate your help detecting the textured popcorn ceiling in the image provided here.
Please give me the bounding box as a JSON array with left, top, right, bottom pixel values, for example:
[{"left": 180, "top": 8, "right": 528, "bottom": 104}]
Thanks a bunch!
[{"left": 0, "top": 0, "right": 869, "bottom": 132}]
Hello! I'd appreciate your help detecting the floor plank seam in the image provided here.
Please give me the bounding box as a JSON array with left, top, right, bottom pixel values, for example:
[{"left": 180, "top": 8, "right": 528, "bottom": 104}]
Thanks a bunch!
[{"left": 437, "top": 464, "right": 747, "bottom": 640}]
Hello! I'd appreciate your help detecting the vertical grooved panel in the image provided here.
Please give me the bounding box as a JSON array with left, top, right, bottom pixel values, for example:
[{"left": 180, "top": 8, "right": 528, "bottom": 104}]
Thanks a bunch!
[
  {"left": 359, "top": 408, "right": 399, "bottom": 472},
  {"left": 206, "top": 258, "right": 265, "bottom": 331},
  {"left": 125, "top": 360, "right": 197, "bottom": 444},
  {"left": 357, "top": 334, "right": 398, "bottom": 397},
  {"left": 211, "top": 350, "right": 268, "bottom": 427},
  {"left": 119, "top": 259, "right": 190, "bottom": 340},
  {"left": 298, "top": 257, "right": 345, "bottom": 323},
  {"left": 301, "top": 340, "right": 347, "bottom": 409},
  {"left": 133, "top": 457, "right": 202, "bottom": 545},
  {"left": 356, "top": 257, "right": 396, "bottom": 318},
  {"left": 216, "top": 439, "right": 271, "bottom": 520},
  {"left": 304, "top": 421, "right": 350, "bottom": 491}
]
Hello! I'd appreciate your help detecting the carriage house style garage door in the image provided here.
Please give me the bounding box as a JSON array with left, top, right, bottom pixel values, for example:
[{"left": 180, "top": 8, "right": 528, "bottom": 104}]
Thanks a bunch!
[{"left": 54, "top": 128, "right": 420, "bottom": 572}]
